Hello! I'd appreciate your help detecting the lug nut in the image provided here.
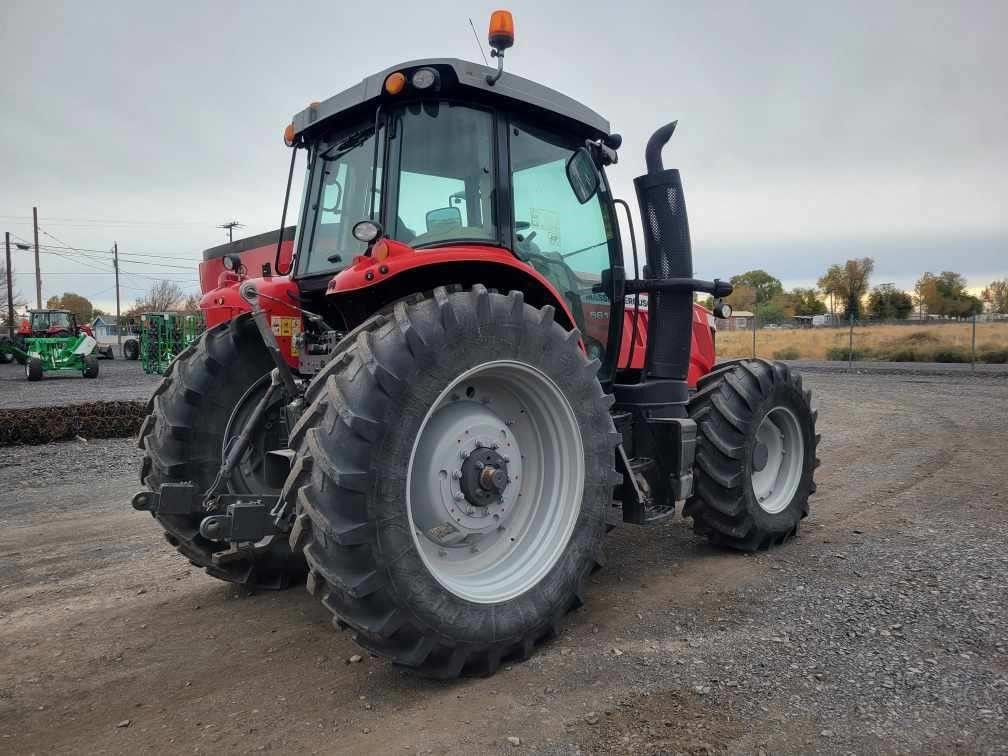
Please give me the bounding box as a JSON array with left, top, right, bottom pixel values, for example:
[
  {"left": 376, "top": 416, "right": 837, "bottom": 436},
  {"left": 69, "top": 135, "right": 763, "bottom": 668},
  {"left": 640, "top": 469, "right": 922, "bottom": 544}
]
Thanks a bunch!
[{"left": 454, "top": 493, "right": 464, "bottom": 501}]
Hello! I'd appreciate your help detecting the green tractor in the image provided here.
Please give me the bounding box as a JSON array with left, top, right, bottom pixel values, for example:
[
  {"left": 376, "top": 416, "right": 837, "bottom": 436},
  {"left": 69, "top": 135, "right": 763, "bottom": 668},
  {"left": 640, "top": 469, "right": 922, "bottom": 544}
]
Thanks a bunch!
[
  {"left": 1, "top": 309, "right": 112, "bottom": 367},
  {"left": 16, "top": 310, "right": 101, "bottom": 381}
]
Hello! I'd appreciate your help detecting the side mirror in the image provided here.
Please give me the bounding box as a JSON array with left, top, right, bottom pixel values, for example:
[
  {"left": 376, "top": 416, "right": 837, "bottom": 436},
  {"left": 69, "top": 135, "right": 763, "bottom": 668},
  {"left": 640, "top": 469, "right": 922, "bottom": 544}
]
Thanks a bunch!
[
  {"left": 566, "top": 147, "right": 599, "bottom": 204},
  {"left": 425, "top": 206, "right": 462, "bottom": 233}
]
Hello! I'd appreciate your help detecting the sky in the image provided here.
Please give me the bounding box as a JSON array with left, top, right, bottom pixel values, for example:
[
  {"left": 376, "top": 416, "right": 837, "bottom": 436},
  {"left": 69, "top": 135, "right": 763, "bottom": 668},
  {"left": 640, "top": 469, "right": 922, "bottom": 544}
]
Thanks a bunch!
[{"left": 1, "top": 0, "right": 1005, "bottom": 313}]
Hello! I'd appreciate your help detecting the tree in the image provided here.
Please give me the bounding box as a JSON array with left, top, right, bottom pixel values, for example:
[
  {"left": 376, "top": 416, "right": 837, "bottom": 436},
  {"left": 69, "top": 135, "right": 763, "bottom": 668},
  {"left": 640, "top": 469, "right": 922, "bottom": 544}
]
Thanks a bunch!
[
  {"left": 790, "top": 287, "right": 827, "bottom": 317},
  {"left": 729, "top": 270, "right": 783, "bottom": 306},
  {"left": 867, "top": 286, "right": 913, "bottom": 320},
  {"left": 982, "top": 278, "right": 1008, "bottom": 314},
  {"left": 914, "top": 271, "right": 980, "bottom": 318},
  {"left": 125, "top": 280, "right": 186, "bottom": 316},
  {"left": 817, "top": 265, "right": 845, "bottom": 317},
  {"left": 914, "top": 272, "right": 938, "bottom": 317},
  {"left": 45, "top": 292, "right": 95, "bottom": 323},
  {"left": 817, "top": 258, "right": 874, "bottom": 319},
  {"left": 756, "top": 292, "right": 795, "bottom": 324},
  {"left": 181, "top": 293, "right": 202, "bottom": 313},
  {"left": 724, "top": 283, "right": 756, "bottom": 313}
]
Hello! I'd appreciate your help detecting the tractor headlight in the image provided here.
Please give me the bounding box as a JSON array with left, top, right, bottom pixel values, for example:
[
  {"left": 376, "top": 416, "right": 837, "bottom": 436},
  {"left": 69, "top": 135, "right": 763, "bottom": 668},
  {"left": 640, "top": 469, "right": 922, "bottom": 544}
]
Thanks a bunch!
[{"left": 411, "top": 67, "right": 439, "bottom": 90}]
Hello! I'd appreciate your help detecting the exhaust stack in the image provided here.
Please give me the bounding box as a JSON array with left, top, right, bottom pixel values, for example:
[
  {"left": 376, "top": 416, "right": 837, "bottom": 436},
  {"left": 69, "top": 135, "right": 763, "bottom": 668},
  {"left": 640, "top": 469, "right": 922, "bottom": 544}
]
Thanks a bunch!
[{"left": 633, "top": 121, "right": 694, "bottom": 383}]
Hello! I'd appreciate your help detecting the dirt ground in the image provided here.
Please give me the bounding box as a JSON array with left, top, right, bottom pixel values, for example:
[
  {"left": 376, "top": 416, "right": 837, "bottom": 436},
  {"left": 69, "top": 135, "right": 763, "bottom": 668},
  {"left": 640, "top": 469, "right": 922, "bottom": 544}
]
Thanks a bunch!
[{"left": 1, "top": 371, "right": 1006, "bottom": 755}]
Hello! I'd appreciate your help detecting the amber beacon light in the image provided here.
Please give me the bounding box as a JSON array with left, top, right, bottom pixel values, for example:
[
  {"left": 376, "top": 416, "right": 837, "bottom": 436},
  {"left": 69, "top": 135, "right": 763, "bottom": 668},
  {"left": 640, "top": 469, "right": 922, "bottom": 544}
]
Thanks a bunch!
[
  {"left": 485, "top": 11, "right": 515, "bottom": 85},
  {"left": 488, "top": 10, "right": 514, "bottom": 50}
]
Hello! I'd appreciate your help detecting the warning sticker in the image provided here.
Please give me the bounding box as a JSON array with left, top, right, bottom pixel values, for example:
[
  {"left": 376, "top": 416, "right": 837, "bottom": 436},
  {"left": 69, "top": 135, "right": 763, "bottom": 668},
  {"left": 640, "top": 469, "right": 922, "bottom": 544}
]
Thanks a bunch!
[{"left": 270, "top": 316, "right": 302, "bottom": 355}]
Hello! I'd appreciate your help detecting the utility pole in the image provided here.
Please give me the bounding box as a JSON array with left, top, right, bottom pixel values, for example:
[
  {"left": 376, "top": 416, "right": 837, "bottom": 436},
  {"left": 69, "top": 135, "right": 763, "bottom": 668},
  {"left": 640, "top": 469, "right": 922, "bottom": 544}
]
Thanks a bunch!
[
  {"left": 32, "top": 206, "right": 41, "bottom": 309},
  {"left": 5, "top": 233, "right": 14, "bottom": 340},
  {"left": 113, "top": 242, "right": 122, "bottom": 354},
  {"left": 218, "top": 220, "right": 243, "bottom": 243}
]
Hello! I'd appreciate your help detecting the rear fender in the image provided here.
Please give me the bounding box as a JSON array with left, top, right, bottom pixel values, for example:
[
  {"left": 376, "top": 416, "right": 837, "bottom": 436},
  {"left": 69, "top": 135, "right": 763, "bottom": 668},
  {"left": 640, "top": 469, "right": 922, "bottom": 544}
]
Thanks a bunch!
[
  {"left": 325, "top": 240, "right": 580, "bottom": 333},
  {"left": 200, "top": 275, "right": 302, "bottom": 369}
]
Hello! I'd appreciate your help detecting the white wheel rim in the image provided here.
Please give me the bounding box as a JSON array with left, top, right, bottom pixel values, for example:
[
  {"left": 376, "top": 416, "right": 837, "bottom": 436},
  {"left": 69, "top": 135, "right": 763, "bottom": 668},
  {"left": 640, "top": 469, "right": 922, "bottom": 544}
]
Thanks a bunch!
[
  {"left": 406, "top": 360, "right": 585, "bottom": 604},
  {"left": 751, "top": 406, "right": 804, "bottom": 514}
]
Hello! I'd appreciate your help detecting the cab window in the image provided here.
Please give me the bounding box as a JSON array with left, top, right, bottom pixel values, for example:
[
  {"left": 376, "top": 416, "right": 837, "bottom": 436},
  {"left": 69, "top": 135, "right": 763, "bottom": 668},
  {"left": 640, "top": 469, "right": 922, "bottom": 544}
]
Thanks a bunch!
[
  {"left": 509, "top": 120, "right": 615, "bottom": 361},
  {"left": 388, "top": 103, "right": 496, "bottom": 247}
]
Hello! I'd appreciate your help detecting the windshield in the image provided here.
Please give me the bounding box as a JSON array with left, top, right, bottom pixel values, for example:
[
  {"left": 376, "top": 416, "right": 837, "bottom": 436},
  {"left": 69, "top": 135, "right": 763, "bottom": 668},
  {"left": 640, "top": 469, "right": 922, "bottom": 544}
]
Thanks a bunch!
[
  {"left": 387, "top": 102, "right": 496, "bottom": 247},
  {"left": 297, "top": 122, "right": 380, "bottom": 277}
]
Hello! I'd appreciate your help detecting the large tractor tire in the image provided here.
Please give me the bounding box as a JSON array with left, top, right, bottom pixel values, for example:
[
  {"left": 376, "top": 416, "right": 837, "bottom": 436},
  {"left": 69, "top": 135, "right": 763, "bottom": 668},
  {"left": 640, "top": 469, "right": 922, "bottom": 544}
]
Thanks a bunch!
[
  {"left": 685, "top": 359, "right": 819, "bottom": 551},
  {"left": 82, "top": 355, "right": 100, "bottom": 378},
  {"left": 26, "top": 357, "right": 43, "bottom": 381},
  {"left": 138, "top": 314, "right": 307, "bottom": 589},
  {"left": 123, "top": 338, "right": 140, "bottom": 360},
  {"left": 285, "top": 286, "right": 617, "bottom": 677}
]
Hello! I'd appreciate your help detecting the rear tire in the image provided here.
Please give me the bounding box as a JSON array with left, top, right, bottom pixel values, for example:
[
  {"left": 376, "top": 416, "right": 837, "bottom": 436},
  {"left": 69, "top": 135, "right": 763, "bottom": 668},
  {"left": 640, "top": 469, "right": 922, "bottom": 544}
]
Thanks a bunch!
[
  {"left": 123, "top": 338, "right": 139, "bottom": 360},
  {"left": 138, "top": 314, "right": 307, "bottom": 589},
  {"left": 82, "top": 355, "right": 99, "bottom": 378},
  {"left": 685, "top": 359, "right": 819, "bottom": 551},
  {"left": 285, "top": 286, "right": 617, "bottom": 677},
  {"left": 26, "top": 357, "right": 43, "bottom": 381}
]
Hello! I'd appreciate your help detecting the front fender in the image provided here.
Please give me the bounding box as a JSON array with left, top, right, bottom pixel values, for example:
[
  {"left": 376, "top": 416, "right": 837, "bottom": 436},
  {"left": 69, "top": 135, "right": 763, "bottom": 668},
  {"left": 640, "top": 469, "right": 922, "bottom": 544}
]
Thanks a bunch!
[{"left": 200, "top": 275, "right": 302, "bottom": 368}]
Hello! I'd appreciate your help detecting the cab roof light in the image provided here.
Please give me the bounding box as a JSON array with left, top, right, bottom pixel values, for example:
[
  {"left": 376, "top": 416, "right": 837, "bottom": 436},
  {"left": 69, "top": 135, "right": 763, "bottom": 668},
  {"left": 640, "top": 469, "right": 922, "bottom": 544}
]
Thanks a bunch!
[
  {"left": 488, "top": 10, "right": 514, "bottom": 51},
  {"left": 283, "top": 123, "right": 295, "bottom": 147},
  {"left": 384, "top": 72, "right": 407, "bottom": 95}
]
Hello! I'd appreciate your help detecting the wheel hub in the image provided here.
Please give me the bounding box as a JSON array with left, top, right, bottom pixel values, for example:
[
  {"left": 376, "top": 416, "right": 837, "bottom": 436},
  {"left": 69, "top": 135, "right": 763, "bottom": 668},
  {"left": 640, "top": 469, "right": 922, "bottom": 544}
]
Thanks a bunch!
[{"left": 461, "top": 446, "right": 510, "bottom": 505}]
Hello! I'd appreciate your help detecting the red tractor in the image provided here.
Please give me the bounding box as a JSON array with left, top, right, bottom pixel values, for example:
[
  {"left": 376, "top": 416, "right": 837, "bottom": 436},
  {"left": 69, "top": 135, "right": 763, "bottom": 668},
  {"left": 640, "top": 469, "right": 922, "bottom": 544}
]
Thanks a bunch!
[{"left": 135, "top": 13, "right": 818, "bottom": 678}]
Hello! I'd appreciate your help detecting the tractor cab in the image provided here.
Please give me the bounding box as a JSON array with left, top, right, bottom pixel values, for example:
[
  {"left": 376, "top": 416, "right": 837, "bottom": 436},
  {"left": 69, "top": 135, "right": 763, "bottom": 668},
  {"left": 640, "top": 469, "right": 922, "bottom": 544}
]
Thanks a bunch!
[
  {"left": 280, "top": 56, "right": 627, "bottom": 378},
  {"left": 22, "top": 309, "right": 79, "bottom": 337}
]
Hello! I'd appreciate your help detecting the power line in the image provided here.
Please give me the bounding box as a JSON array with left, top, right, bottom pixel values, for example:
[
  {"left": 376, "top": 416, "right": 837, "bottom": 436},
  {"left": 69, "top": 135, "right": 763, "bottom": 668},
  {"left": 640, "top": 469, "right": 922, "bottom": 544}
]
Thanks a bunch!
[
  {"left": 0, "top": 215, "right": 218, "bottom": 227},
  {"left": 33, "top": 242, "right": 198, "bottom": 262}
]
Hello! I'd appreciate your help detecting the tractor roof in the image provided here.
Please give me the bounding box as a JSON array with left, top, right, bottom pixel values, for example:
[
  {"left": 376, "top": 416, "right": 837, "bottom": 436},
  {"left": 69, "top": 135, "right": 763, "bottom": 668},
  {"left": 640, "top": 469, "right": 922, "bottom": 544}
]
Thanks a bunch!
[{"left": 291, "top": 58, "right": 610, "bottom": 140}]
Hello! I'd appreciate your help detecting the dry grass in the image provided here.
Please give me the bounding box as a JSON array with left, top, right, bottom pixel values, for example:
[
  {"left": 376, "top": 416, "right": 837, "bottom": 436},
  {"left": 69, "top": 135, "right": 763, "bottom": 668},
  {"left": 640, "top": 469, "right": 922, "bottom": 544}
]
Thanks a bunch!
[{"left": 716, "top": 321, "right": 1008, "bottom": 362}]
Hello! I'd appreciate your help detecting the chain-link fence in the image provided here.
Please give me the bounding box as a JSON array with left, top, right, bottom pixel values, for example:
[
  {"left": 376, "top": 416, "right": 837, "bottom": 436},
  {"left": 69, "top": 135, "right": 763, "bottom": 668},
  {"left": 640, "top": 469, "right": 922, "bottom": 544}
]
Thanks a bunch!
[{"left": 714, "top": 313, "right": 1008, "bottom": 369}]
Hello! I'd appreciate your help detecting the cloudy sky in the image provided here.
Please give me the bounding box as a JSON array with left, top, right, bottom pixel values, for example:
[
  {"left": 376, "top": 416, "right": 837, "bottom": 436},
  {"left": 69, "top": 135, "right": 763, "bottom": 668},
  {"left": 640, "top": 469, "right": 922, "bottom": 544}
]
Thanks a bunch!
[{"left": 1, "top": 0, "right": 1004, "bottom": 312}]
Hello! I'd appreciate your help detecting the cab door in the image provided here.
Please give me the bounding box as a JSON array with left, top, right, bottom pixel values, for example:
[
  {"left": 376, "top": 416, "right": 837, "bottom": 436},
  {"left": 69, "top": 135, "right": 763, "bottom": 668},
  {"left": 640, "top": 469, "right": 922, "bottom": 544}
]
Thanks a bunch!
[{"left": 507, "top": 118, "right": 624, "bottom": 384}]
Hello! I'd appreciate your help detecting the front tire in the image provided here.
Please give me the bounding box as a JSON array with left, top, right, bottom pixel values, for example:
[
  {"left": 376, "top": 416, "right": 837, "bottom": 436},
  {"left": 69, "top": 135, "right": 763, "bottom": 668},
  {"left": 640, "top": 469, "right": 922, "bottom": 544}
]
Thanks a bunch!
[
  {"left": 685, "top": 359, "right": 819, "bottom": 551},
  {"left": 123, "top": 338, "right": 140, "bottom": 360},
  {"left": 26, "top": 357, "right": 43, "bottom": 381},
  {"left": 285, "top": 286, "right": 618, "bottom": 677},
  {"left": 138, "top": 314, "right": 306, "bottom": 589},
  {"left": 82, "top": 355, "right": 99, "bottom": 378}
]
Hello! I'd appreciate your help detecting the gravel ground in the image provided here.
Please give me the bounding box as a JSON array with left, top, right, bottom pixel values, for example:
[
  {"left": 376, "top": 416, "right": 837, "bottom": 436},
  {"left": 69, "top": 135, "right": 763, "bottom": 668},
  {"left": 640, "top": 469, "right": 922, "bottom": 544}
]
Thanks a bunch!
[
  {"left": 1, "top": 371, "right": 1006, "bottom": 754},
  {"left": 0, "top": 358, "right": 160, "bottom": 409}
]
